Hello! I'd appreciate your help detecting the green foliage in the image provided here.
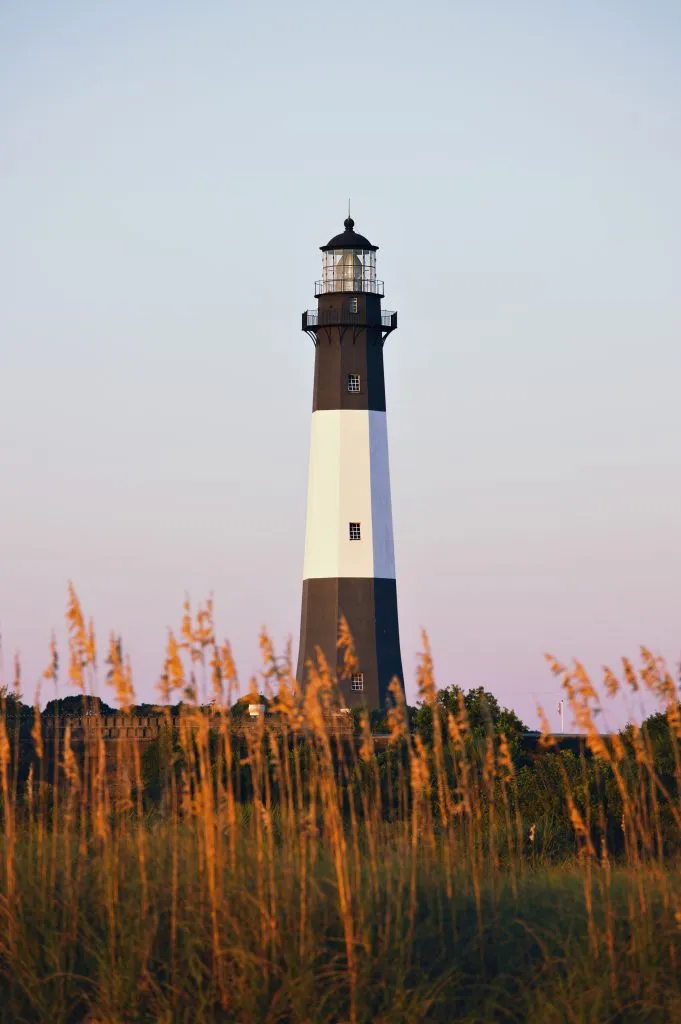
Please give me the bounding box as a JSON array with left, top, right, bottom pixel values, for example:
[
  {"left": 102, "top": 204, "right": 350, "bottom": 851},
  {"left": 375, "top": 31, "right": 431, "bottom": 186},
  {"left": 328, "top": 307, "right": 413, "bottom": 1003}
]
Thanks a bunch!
[
  {"left": 129, "top": 702, "right": 164, "bottom": 716},
  {"left": 412, "top": 684, "right": 528, "bottom": 750},
  {"left": 0, "top": 685, "right": 30, "bottom": 724},
  {"left": 42, "top": 694, "right": 116, "bottom": 718},
  {"left": 622, "top": 710, "right": 679, "bottom": 779}
]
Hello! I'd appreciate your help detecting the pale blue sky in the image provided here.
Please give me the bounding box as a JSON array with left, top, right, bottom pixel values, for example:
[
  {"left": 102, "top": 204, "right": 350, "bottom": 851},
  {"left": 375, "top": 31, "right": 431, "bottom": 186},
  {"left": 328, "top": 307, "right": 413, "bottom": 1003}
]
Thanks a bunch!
[{"left": 1, "top": 1, "right": 680, "bottom": 728}]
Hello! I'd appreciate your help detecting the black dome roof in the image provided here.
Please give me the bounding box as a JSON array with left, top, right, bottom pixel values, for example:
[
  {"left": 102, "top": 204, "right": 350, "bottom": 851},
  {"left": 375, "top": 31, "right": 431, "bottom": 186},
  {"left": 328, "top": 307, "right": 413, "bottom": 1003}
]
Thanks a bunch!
[{"left": 321, "top": 217, "right": 378, "bottom": 252}]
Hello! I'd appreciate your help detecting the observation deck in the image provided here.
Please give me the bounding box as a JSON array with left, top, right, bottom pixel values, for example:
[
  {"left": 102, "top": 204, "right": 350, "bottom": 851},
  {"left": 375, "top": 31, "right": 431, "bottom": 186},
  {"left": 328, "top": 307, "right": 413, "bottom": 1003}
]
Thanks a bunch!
[{"left": 302, "top": 308, "right": 397, "bottom": 344}]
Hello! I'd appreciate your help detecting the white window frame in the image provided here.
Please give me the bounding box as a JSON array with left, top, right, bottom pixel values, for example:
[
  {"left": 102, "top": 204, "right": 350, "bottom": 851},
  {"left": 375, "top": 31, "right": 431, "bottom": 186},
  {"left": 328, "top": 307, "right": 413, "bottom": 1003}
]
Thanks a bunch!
[
  {"left": 349, "top": 297, "right": 358, "bottom": 313},
  {"left": 347, "top": 373, "right": 360, "bottom": 393},
  {"left": 351, "top": 673, "right": 364, "bottom": 691}
]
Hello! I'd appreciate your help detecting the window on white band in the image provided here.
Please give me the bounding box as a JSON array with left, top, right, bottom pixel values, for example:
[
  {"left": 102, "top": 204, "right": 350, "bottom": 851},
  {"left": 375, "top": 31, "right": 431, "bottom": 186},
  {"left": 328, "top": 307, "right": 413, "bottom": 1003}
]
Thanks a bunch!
[{"left": 349, "top": 522, "right": 361, "bottom": 541}]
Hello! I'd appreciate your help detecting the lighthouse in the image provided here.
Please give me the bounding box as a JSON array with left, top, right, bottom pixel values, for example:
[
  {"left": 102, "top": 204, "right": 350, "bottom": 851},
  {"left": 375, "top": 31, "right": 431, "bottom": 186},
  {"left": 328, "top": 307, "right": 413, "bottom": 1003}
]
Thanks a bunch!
[{"left": 297, "top": 217, "right": 404, "bottom": 708}]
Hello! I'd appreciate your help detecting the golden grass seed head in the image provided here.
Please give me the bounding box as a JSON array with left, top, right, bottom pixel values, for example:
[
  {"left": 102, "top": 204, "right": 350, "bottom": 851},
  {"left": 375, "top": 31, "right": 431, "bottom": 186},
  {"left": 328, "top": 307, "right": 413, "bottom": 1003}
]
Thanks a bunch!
[
  {"left": 42, "top": 631, "right": 59, "bottom": 686},
  {"left": 0, "top": 719, "right": 9, "bottom": 768},
  {"left": 180, "top": 597, "right": 193, "bottom": 648},
  {"left": 194, "top": 600, "right": 215, "bottom": 651},
  {"left": 446, "top": 711, "right": 464, "bottom": 753},
  {"left": 359, "top": 712, "right": 374, "bottom": 763},
  {"left": 386, "top": 676, "right": 408, "bottom": 744},
  {"left": 31, "top": 705, "right": 43, "bottom": 762},
  {"left": 63, "top": 723, "right": 80, "bottom": 790},
  {"left": 602, "top": 666, "right": 620, "bottom": 698},
  {"left": 544, "top": 653, "right": 566, "bottom": 676},
  {"left": 337, "top": 614, "right": 360, "bottom": 679},
  {"left": 622, "top": 657, "right": 639, "bottom": 692},
  {"left": 497, "top": 733, "right": 514, "bottom": 780},
  {"left": 416, "top": 629, "right": 436, "bottom": 705},
  {"left": 66, "top": 582, "right": 93, "bottom": 690},
  {"left": 215, "top": 639, "right": 239, "bottom": 708},
  {"left": 210, "top": 644, "right": 224, "bottom": 704},
  {"left": 537, "top": 704, "right": 557, "bottom": 750}
]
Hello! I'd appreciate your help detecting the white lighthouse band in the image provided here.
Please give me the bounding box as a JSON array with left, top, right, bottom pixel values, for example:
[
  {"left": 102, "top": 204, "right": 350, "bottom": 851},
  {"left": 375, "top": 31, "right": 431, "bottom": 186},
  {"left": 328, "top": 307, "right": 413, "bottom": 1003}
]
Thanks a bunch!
[
  {"left": 296, "top": 217, "right": 404, "bottom": 708},
  {"left": 303, "top": 409, "right": 396, "bottom": 581}
]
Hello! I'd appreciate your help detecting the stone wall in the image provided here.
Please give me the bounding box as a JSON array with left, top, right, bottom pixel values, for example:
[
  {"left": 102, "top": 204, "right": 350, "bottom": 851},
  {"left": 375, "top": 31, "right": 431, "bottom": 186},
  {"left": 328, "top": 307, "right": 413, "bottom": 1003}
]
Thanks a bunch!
[
  {"left": 41, "top": 710, "right": 354, "bottom": 746},
  {"left": 43, "top": 715, "right": 162, "bottom": 743}
]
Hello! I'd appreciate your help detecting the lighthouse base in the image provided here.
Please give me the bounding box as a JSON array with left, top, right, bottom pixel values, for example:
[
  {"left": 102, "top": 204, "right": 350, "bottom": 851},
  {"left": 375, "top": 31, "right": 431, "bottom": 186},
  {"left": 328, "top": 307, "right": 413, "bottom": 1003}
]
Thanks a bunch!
[{"left": 296, "top": 577, "right": 403, "bottom": 709}]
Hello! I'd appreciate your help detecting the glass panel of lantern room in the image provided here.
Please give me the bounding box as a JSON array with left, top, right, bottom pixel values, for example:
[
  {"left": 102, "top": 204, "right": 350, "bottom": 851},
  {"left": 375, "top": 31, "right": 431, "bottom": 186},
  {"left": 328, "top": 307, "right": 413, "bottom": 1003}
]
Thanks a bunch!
[
  {"left": 365, "top": 251, "right": 376, "bottom": 287},
  {"left": 321, "top": 251, "right": 335, "bottom": 291},
  {"left": 334, "top": 250, "right": 363, "bottom": 291},
  {"left": 320, "top": 249, "right": 378, "bottom": 293}
]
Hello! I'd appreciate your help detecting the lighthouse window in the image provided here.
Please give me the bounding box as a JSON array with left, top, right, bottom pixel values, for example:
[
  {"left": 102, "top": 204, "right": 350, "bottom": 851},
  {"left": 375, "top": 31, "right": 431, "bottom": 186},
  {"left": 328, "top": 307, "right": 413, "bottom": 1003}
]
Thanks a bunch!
[
  {"left": 351, "top": 673, "right": 364, "bottom": 691},
  {"left": 349, "top": 522, "right": 361, "bottom": 541},
  {"left": 347, "top": 374, "right": 360, "bottom": 393},
  {"left": 349, "top": 297, "right": 358, "bottom": 313}
]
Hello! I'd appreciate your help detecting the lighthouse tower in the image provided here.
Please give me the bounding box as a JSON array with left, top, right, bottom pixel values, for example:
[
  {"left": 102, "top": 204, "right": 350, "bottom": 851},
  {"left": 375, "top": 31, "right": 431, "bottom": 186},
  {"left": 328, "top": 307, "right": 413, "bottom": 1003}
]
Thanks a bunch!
[{"left": 297, "top": 217, "right": 404, "bottom": 708}]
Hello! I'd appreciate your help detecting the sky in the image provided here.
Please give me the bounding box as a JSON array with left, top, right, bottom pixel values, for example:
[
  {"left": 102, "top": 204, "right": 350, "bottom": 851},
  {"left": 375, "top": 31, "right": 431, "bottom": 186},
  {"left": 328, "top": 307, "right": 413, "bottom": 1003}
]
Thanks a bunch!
[{"left": 1, "top": 0, "right": 680, "bottom": 730}]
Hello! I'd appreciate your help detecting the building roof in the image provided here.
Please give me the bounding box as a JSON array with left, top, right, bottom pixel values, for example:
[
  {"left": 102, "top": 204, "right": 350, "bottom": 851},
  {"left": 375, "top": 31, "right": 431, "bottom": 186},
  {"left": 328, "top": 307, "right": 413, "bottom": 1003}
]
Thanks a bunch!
[{"left": 321, "top": 217, "right": 378, "bottom": 252}]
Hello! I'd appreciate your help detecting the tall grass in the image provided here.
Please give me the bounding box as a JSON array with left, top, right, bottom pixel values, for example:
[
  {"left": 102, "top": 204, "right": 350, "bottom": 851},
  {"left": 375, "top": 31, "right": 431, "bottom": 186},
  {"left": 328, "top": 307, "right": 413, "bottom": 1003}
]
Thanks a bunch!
[{"left": 1, "top": 589, "right": 681, "bottom": 1022}]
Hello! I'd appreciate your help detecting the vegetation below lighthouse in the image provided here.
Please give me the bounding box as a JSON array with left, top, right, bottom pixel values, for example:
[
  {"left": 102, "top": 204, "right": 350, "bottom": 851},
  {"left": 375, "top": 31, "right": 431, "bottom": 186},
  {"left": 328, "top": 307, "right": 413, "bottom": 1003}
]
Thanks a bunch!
[{"left": 1, "top": 588, "right": 681, "bottom": 1022}]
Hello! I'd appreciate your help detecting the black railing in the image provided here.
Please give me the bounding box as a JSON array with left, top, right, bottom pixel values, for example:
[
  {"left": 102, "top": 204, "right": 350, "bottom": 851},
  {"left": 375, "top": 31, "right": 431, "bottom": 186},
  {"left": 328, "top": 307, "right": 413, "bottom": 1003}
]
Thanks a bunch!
[
  {"left": 314, "top": 278, "right": 385, "bottom": 297},
  {"left": 303, "top": 309, "right": 397, "bottom": 330}
]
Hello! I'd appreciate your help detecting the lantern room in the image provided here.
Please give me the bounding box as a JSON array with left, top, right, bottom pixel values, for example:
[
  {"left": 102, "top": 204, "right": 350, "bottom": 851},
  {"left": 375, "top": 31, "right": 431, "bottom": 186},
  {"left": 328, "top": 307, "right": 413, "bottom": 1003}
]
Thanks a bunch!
[{"left": 315, "top": 217, "right": 384, "bottom": 297}]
